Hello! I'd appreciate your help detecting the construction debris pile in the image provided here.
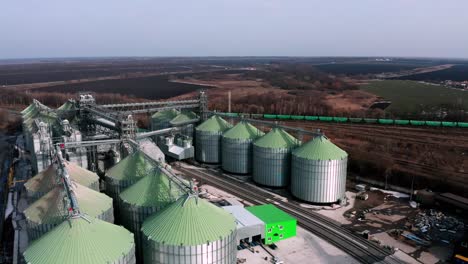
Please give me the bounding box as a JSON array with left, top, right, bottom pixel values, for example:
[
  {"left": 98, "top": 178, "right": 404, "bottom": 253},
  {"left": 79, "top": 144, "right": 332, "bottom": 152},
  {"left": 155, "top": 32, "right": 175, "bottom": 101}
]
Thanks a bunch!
[
  {"left": 410, "top": 209, "right": 465, "bottom": 244},
  {"left": 390, "top": 209, "right": 466, "bottom": 247}
]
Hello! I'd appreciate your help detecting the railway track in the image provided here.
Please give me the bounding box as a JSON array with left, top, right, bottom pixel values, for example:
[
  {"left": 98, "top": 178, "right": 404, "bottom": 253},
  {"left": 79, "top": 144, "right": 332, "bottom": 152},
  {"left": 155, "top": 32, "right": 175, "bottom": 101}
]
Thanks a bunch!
[
  {"left": 177, "top": 166, "right": 405, "bottom": 264},
  {"left": 281, "top": 121, "right": 468, "bottom": 147}
]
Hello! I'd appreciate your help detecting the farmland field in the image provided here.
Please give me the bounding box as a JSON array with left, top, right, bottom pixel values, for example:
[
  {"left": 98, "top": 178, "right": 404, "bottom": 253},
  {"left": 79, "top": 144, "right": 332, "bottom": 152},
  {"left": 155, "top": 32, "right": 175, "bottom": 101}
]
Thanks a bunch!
[
  {"left": 36, "top": 75, "right": 211, "bottom": 100},
  {"left": 395, "top": 64, "right": 468, "bottom": 81},
  {"left": 360, "top": 80, "right": 468, "bottom": 114},
  {"left": 316, "top": 63, "right": 420, "bottom": 75},
  {"left": 0, "top": 60, "right": 193, "bottom": 85}
]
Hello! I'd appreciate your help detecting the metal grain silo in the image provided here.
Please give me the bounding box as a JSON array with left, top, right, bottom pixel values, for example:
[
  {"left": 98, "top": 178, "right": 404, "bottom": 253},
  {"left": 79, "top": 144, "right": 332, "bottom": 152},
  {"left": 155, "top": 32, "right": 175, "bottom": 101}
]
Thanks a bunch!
[
  {"left": 119, "top": 168, "right": 185, "bottom": 262},
  {"left": 24, "top": 182, "right": 114, "bottom": 241},
  {"left": 104, "top": 151, "right": 153, "bottom": 211},
  {"left": 253, "top": 128, "right": 300, "bottom": 187},
  {"left": 151, "top": 109, "right": 179, "bottom": 130},
  {"left": 195, "top": 115, "right": 232, "bottom": 163},
  {"left": 23, "top": 216, "right": 136, "bottom": 264},
  {"left": 291, "top": 135, "right": 348, "bottom": 203},
  {"left": 141, "top": 195, "right": 237, "bottom": 264},
  {"left": 221, "top": 121, "right": 264, "bottom": 174},
  {"left": 24, "top": 162, "right": 99, "bottom": 203},
  {"left": 169, "top": 111, "right": 199, "bottom": 138}
]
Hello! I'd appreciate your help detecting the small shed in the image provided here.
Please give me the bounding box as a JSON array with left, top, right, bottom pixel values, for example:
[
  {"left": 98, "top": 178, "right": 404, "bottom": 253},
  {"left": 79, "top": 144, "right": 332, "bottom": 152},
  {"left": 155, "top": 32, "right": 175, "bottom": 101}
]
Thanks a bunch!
[{"left": 223, "top": 205, "right": 265, "bottom": 244}]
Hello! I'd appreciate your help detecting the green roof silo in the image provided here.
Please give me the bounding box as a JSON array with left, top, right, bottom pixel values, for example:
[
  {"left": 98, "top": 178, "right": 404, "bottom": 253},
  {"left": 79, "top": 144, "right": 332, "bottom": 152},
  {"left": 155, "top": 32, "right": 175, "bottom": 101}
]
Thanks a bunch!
[
  {"left": 57, "top": 100, "right": 76, "bottom": 120},
  {"left": 23, "top": 216, "right": 135, "bottom": 264},
  {"left": 119, "top": 168, "right": 185, "bottom": 261},
  {"left": 291, "top": 135, "right": 348, "bottom": 203},
  {"left": 141, "top": 195, "right": 237, "bottom": 264},
  {"left": 253, "top": 128, "right": 300, "bottom": 187},
  {"left": 151, "top": 109, "right": 179, "bottom": 130},
  {"left": 221, "top": 121, "right": 264, "bottom": 174},
  {"left": 24, "top": 162, "right": 99, "bottom": 203},
  {"left": 21, "top": 103, "right": 36, "bottom": 115},
  {"left": 104, "top": 151, "right": 153, "bottom": 210},
  {"left": 24, "top": 182, "right": 114, "bottom": 241},
  {"left": 170, "top": 111, "right": 199, "bottom": 138},
  {"left": 195, "top": 115, "right": 232, "bottom": 163}
]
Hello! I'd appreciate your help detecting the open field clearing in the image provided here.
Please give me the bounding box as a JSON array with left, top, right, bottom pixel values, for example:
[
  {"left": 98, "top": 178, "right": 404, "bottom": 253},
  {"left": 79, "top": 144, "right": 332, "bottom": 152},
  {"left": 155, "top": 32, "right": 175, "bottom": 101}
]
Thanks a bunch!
[{"left": 360, "top": 80, "right": 468, "bottom": 114}]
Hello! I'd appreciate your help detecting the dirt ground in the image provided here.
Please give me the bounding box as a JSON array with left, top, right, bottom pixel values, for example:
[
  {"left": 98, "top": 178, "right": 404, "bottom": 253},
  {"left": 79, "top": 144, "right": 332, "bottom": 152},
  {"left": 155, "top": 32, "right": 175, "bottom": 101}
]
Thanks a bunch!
[{"left": 170, "top": 75, "right": 377, "bottom": 114}]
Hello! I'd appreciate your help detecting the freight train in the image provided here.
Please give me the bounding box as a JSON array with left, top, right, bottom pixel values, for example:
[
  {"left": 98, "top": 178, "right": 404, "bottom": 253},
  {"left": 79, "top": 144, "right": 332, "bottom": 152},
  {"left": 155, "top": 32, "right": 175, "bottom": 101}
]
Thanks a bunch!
[{"left": 218, "top": 113, "right": 468, "bottom": 128}]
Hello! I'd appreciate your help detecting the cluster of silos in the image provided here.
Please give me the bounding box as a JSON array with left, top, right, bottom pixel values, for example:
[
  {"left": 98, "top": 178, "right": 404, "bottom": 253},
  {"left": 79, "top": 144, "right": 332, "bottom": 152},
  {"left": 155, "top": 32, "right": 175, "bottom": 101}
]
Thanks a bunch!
[
  {"left": 118, "top": 167, "right": 185, "bottom": 261},
  {"left": 291, "top": 135, "right": 348, "bottom": 203},
  {"left": 195, "top": 115, "right": 232, "bottom": 163},
  {"left": 252, "top": 127, "right": 300, "bottom": 187},
  {"left": 151, "top": 109, "right": 179, "bottom": 130},
  {"left": 21, "top": 157, "right": 135, "bottom": 264},
  {"left": 221, "top": 121, "right": 264, "bottom": 174},
  {"left": 141, "top": 195, "right": 237, "bottom": 264},
  {"left": 24, "top": 162, "right": 100, "bottom": 203},
  {"left": 169, "top": 111, "right": 199, "bottom": 138},
  {"left": 104, "top": 150, "right": 153, "bottom": 209},
  {"left": 23, "top": 182, "right": 114, "bottom": 241}
]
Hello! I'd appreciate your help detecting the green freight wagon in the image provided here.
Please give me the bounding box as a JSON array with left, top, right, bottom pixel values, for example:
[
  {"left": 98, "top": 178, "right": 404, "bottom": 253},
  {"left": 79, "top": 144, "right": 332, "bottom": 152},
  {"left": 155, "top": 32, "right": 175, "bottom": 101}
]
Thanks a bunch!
[
  {"left": 458, "top": 122, "right": 468, "bottom": 128},
  {"left": 426, "top": 121, "right": 441, "bottom": 127},
  {"left": 395, "top": 120, "right": 410, "bottom": 125},
  {"left": 349, "top": 118, "right": 363, "bottom": 123},
  {"left": 318, "top": 116, "right": 333, "bottom": 122},
  {"left": 442, "top": 121, "right": 457, "bottom": 127},
  {"left": 305, "top": 116, "right": 318, "bottom": 121},
  {"left": 246, "top": 204, "right": 296, "bottom": 245},
  {"left": 410, "top": 120, "right": 425, "bottom": 126},
  {"left": 291, "top": 115, "right": 305, "bottom": 120},
  {"left": 277, "top": 115, "right": 291, "bottom": 120},
  {"left": 363, "top": 118, "right": 378, "bottom": 123},
  {"left": 224, "top": 113, "right": 239, "bottom": 117},
  {"left": 378, "top": 119, "right": 394, "bottom": 125},
  {"left": 333, "top": 117, "right": 348, "bottom": 123},
  {"left": 263, "top": 114, "right": 277, "bottom": 119}
]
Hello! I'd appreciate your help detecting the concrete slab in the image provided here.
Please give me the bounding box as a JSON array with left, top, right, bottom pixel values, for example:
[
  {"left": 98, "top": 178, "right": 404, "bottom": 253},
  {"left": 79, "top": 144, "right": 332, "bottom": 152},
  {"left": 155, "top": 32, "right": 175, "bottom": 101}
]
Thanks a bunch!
[
  {"left": 237, "top": 227, "right": 359, "bottom": 264},
  {"left": 315, "top": 191, "right": 357, "bottom": 225}
]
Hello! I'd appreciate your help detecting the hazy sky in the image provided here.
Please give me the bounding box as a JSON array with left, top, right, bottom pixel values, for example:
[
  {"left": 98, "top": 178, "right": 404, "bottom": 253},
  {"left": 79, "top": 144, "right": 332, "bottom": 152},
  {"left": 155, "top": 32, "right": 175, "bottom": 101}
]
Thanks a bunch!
[{"left": 1, "top": 0, "right": 468, "bottom": 59}]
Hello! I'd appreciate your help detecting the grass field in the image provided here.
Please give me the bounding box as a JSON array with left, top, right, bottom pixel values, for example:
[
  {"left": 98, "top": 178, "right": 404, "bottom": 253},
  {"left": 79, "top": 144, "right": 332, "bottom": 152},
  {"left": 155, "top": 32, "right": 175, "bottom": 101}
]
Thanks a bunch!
[
  {"left": 316, "top": 63, "right": 419, "bottom": 75},
  {"left": 360, "top": 80, "right": 468, "bottom": 114}
]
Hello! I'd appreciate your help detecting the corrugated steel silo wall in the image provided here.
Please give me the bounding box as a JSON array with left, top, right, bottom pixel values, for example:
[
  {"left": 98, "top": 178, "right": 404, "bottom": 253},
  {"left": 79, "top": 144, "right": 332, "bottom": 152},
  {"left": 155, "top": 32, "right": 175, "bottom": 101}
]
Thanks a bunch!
[
  {"left": 195, "top": 130, "right": 222, "bottom": 163},
  {"left": 143, "top": 231, "right": 237, "bottom": 264},
  {"left": 104, "top": 177, "right": 138, "bottom": 216},
  {"left": 253, "top": 146, "right": 291, "bottom": 187},
  {"left": 25, "top": 207, "right": 114, "bottom": 241},
  {"left": 119, "top": 202, "right": 160, "bottom": 263},
  {"left": 181, "top": 124, "right": 194, "bottom": 138},
  {"left": 221, "top": 138, "right": 253, "bottom": 174},
  {"left": 117, "top": 245, "right": 137, "bottom": 264},
  {"left": 291, "top": 157, "right": 347, "bottom": 203}
]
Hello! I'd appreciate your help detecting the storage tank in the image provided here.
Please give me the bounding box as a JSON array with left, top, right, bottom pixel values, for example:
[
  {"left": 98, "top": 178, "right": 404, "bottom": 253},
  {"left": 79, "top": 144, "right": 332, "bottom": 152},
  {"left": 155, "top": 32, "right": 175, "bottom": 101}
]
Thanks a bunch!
[
  {"left": 291, "top": 135, "right": 348, "bottom": 203},
  {"left": 104, "top": 151, "right": 153, "bottom": 210},
  {"left": 24, "top": 162, "right": 100, "bottom": 203},
  {"left": 221, "top": 121, "right": 264, "bottom": 174},
  {"left": 151, "top": 109, "right": 179, "bottom": 131},
  {"left": 170, "top": 111, "right": 199, "bottom": 138},
  {"left": 141, "top": 195, "right": 237, "bottom": 264},
  {"left": 119, "top": 168, "right": 185, "bottom": 261},
  {"left": 24, "top": 182, "right": 114, "bottom": 241},
  {"left": 253, "top": 127, "right": 300, "bottom": 187},
  {"left": 23, "top": 216, "right": 136, "bottom": 264},
  {"left": 195, "top": 115, "right": 232, "bottom": 163}
]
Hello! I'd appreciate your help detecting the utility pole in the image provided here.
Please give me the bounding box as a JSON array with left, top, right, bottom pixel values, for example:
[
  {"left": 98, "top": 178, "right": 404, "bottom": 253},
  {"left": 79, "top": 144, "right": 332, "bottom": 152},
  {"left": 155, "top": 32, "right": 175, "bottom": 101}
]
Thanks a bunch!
[{"left": 228, "top": 90, "right": 231, "bottom": 113}]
